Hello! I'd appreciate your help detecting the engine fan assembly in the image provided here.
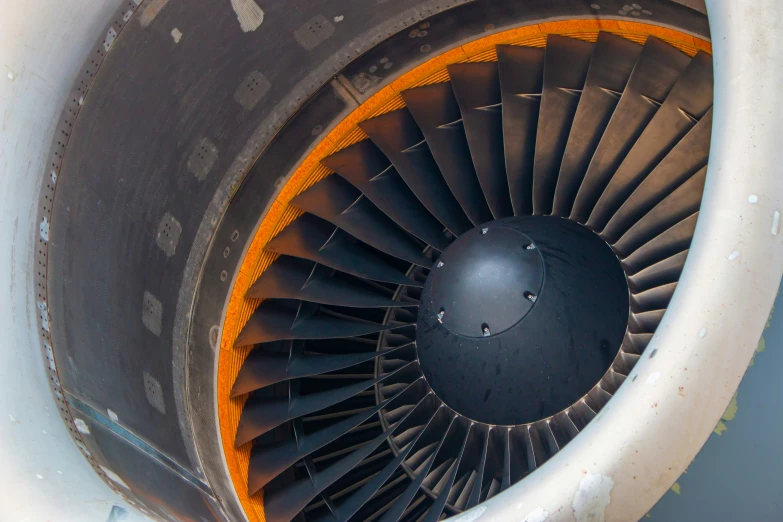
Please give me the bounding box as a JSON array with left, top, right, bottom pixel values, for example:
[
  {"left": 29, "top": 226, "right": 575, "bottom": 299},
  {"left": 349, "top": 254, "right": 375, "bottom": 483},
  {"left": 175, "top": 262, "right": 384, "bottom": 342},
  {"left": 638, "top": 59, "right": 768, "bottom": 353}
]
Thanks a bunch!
[{"left": 217, "top": 24, "right": 712, "bottom": 522}]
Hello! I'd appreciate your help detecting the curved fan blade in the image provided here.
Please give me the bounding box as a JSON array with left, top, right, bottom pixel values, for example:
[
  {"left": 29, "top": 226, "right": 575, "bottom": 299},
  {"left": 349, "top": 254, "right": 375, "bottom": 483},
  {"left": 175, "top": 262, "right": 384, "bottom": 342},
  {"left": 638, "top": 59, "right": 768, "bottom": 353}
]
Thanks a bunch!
[
  {"left": 265, "top": 214, "right": 419, "bottom": 287},
  {"left": 322, "top": 141, "right": 449, "bottom": 250},
  {"left": 447, "top": 63, "right": 514, "bottom": 218},
  {"left": 247, "top": 378, "right": 423, "bottom": 494},
  {"left": 421, "top": 424, "right": 471, "bottom": 522},
  {"left": 629, "top": 310, "right": 665, "bottom": 333},
  {"left": 235, "top": 360, "right": 416, "bottom": 446},
  {"left": 231, "top": 343, "right": 411, "bottom": 397},
  {"left": 614, "top": 166, "right": 706, "bottom": 257},
  {"left": 496, "top": 45, "right": 545, "bottom": 216},
  {"left": 552, "top": 32, "right": 642, "bottom": 217},
  {"left": 465, "top": 426, "right": 490, "bottom": 509},
  {"left": 532, "top": 34, "right": 594, "bottom": 215},
  {"left": 234, "top": 300, "right": 407, "bottom": 347},
  {"left": 315, "top": 398, "right": 439, "bottom": 522},
  {"left": 262, "top": 388, "right": 429, "bottom": 522},
  {"left": 589, "top": 52, "right": 713, "bottom": 231},
  {"left": 291, "top": 175, "right": 430, "bottom": 266},
  {"left": 631, "top": 283, "right": 676, "bottom": 312},
  {"left": 628, "top": 250, "right": 688, "bottom": 293},
  {"left": 246, "top": 256, "right": 400, "bottom": 308},
  {"left": 401, "top": 83, "right": 493, "bottom": 225},
  {"left": 621, "top": 213, "right": 698, "bottom": 274},
  {"left": 359, "top": 109, "right": 472, "bottom": 234},
  {"left": 571, "top": 37, "right": 691, "bottom": 223},
  {"left": 601, "top": 109, "right": 712, "bottom": 242},
  {"left": 378, "top": 414, "right": 458, "bottom": 522}
]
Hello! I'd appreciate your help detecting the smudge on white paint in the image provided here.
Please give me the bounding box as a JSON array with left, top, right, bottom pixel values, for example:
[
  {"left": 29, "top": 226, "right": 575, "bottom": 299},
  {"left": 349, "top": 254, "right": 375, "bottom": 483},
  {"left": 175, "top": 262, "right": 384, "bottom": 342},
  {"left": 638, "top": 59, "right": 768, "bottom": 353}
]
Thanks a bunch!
[
  {"left": 231, "top": 0, "right": 265, "bottom": 32},
  {"left": 646, "top": 372, "right": 661, "bottom": 385},
  {"left": 727, "top": 250, "right": 740, "bottom": 261},
  {"left": 8, "top": 414, "right": 17, "bottom": 423},
  {"left": 573, "top": 474, "right": 614, "bottom": 522}
]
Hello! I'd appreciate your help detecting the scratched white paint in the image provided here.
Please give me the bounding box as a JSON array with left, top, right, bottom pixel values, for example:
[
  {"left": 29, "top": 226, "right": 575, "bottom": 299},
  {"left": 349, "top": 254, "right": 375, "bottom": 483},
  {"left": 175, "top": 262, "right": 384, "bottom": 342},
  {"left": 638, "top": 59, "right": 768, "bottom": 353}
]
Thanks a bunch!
[
  {"left": 645, "top": 371, "right": 661, "bottom": 384},
  {"left": 698, "top": 327, "right": 707, "bottom": 338},
  {"left": 573, "top": 474, "right": 614, "bottom": 522},
  {"left": 521, "top": 506, "right": 549, "bottom": 521},
  {"left": 771, "top": 210, "right": 780, "bottom": 235},
  {"left": 727, "top": 249, "right": 740, "bottom": 261},
  {"left": 231, "top": 0, "right": 265, "bottom": 32}
]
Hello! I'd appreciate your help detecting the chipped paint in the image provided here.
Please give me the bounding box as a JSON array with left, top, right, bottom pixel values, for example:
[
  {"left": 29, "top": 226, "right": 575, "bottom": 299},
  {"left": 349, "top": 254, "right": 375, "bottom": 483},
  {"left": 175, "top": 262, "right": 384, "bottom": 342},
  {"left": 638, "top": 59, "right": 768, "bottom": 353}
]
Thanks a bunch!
[
  {"left": 107, "top": 409, "right": 119, "bottom": 422},
  {"left": 99, "top": 466, "right": 130, "bottom": 489},
  {"left": 139, "top": 0, "right": 170, "bottom": 27},
  {"left": 670, "top": 482, "right": 681, "bottom": 495},
  {"left": 37, "top": 301, "right": 49, "bottom": 332},
  {"left": 748, "top": 194, "right": 758, "bottom": 204},
  {"left": 39, "top": 216, "right": 49, "bottom": 241},
  {"left": 573, "top": 474, "right": 614, "bottom": 522},
  {"left": 772, "top": 210, "right": 780, "bottom": 235},
  {"left": 645, "top": 372, "right": 661, "bottom": 384},
  {"left": 522, "top": 506, "right": 550, "bottom": 521},
  {"left": 727, "top": 249, "right": 740, "bottom": 261},
  {"left": 713, "top": 392, "right": 738, "bottom": 436},
  {"left": 74, "top": 419, "right": 90, "bottom": 434},
  {"left": 231, "top": 0, "right": 264, "bottom": 32},
  {"left": 103, "top": 26, "right": 117, "bottom": 52},
  {"left": 698, "top": 327, "right": 707, "bottom": 338},
  {"left": 749, "top": 335, "right": 766, "bottom": 367},
  {"left": 334, "top": 15, "right": 344, "bottom": 22},
  {"left": 451, "top": 506, "right": 486, "bottom": 522},
  {"left": 171, "top": 28, "right": 182, "bottom": 43}
]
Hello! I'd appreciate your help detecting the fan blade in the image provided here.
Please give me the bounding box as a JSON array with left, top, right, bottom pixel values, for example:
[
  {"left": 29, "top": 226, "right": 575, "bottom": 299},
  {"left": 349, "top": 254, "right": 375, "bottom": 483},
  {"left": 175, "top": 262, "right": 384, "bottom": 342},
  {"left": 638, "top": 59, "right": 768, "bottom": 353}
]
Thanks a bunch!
[
  {"left": 497, "top": 45, "right": 545, "bottom": 216},
  {"left": 628, "top": 250, "right": 688, "bottom": 293},
  {"left": 263, "top": 392, "right": 431, "bottom": 522},
  {"left": 614, "top": 166, "right": 706, "bottom": 257},
  {"left": 629, "top": 310, "right": 665, "bottom": 333},
  {"left": 235, "top": 361, "right": 415, "bottom": 445},
  {"left": 402, "top": 83, "right": 493, "bottom": 226},
  {"left": 246, "top": 379, "right": 421, "bottom": 494},
  {"left": 621, "top": 213, "right": 698, "bottom": 274},
  {"left": 265, "top": 214, "right": 419, "bottom": 287},
  {"left": 631, "top": 282, "right": 676, "bottom": 313},
  {"left": 421, "top": 424, "right": 471, "bottom": 522},
  {"left": 448, "top": 63, "right": 514, "bottom": 218},
  {"left": 590, "top": 53, "right": 713, "bottom": 232},
  {"left": 552, "top": 32, "right": 642, "bottom": 217},
  {"left": 234, "top": 301, "right": 402, "bottom": 347},
  {"left": 360, "top": 109, "right": 471, "bottom": 234},
  {"left": 465, "top": 426, "right": 490, "bottom": 509},
  {"left": 378, "top": 414, "right": 457, "bottom": 522},
  {"left": 601, "top": 108, "right": 712, "bottom": 242},
  {"left": 322, "top": 141, "right": 449, "bottom": 250},
  {"left": 571, "top": 37, "right": 691, "bottom": 223},
  {"left": 292, "top": 176, "right": 430, "bottom": 266},
  {"left": 315, "top": 400, "right": 440, "bottom": 522},
  {"left": 246, "top": 256, "right": 400, "bottom": 308},
  {"left": 532, "top": 34, "right": 594, "bottom": 215},
  {"left": 231, "top": 343, "right": 410, "bottom": 397}
]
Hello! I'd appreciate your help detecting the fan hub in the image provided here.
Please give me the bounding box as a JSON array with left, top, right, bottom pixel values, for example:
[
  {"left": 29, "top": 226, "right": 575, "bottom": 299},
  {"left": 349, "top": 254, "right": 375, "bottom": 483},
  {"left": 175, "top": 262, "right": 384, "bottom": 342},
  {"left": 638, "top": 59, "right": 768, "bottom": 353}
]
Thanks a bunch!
[{"left": 416, "top": 216, "right": 629, "bottom": 425}]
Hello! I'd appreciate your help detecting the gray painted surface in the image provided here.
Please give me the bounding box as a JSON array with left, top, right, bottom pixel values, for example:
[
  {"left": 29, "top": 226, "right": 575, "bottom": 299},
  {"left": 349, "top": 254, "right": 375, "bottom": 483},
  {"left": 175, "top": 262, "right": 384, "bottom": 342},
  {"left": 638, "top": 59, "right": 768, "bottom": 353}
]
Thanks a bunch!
[{"left": 650, "top": 288, "right": 783, "bottom": 521}]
